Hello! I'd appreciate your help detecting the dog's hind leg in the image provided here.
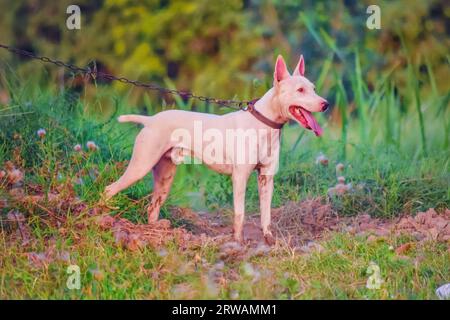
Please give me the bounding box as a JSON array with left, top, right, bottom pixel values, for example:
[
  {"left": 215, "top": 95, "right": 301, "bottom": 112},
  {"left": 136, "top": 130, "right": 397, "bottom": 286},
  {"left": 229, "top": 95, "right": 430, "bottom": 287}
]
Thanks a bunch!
[
  {"left": 147, "top": 151, "right": 177, "bottom": 223},
  {"left": 104, "top": 128, "right": 166, "bottom": 198}
]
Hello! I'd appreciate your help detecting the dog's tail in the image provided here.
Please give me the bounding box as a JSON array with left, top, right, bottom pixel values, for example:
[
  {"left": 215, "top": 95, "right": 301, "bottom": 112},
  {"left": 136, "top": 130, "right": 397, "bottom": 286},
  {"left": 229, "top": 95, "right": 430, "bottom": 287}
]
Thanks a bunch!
[{"left": 117, "top": 114, "right": 151, "bottom": 126}]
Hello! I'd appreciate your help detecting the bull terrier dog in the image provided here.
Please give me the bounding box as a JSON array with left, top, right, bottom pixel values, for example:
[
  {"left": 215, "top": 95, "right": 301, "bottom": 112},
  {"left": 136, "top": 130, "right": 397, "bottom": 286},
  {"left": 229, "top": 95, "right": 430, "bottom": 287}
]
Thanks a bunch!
[{"left": 104, "top": 54, "right": 328, "bottom": 243}]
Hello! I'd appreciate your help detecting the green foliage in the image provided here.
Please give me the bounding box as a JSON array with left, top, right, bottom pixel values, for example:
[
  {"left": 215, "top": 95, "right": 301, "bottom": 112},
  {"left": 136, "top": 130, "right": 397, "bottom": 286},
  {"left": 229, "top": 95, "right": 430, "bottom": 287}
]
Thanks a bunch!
[
  {"left": 0, "top": 1, "right": 448, "bottom": 107},
  {"left": 1, "top": 226, "right": 448, "bottom": 299}
]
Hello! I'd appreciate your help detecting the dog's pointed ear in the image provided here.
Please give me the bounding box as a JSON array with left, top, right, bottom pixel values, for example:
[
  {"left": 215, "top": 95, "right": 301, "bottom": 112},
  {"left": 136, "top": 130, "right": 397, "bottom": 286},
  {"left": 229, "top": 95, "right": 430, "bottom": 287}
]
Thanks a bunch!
[
  {"left": 274, "top": 55, "right": 290, "bottom": 83},
  {"left": 293, "top": 54, "right": 305, "bottom": 76}
]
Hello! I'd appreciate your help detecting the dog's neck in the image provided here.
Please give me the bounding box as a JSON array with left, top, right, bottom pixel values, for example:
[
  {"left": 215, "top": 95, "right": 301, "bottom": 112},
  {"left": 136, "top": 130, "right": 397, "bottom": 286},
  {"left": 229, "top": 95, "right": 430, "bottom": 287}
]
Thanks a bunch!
[{"left": 253, "top": 87, "right": 288, "bottom": 124}]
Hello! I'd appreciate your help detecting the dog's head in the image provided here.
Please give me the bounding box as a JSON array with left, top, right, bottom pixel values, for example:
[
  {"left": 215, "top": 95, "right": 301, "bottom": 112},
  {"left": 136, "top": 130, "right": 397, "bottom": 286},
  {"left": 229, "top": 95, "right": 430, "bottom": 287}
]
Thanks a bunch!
[{"left": 272, "top": 55, "right": 328, "bottom": 136}]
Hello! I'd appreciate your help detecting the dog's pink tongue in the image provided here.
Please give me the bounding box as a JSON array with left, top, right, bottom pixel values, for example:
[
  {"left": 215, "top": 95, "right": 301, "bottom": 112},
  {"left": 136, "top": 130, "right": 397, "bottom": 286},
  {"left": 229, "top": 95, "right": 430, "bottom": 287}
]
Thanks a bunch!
[{"left": 303, "top": 110, "right": 323, "bottom": 136}]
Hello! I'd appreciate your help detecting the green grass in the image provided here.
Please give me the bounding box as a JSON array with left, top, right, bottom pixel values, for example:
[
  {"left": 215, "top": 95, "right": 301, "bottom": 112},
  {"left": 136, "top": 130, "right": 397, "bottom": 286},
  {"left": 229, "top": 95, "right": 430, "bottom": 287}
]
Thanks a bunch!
[{"left": 1, "top": 222, "right": 448, "bottom": 299}]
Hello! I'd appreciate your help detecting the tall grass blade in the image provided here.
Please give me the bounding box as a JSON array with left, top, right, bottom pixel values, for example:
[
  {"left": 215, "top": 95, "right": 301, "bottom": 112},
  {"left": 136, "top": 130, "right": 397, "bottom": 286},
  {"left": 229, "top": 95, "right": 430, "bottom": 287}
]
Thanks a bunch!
[
  {"left": 425, "top": 55, "right": 438, "bottom": 98},
  {"left": 299, "top": 12, "right": 324, "bottom": 48},
  {"left": 353, "top": 49, "right": 367, "bottom": 144},
  {"left": 335, "top": 72, "right": 348, "bottom": 159},
  {"left": 315, "top": 53, "right": 333, "bottom": 92}
]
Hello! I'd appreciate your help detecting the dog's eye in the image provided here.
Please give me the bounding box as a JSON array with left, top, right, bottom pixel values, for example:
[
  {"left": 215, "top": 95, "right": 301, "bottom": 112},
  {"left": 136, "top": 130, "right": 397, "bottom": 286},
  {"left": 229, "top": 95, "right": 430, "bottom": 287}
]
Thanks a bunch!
[{"left": 297, "top": 88, "right": 304, "bottom": 93}]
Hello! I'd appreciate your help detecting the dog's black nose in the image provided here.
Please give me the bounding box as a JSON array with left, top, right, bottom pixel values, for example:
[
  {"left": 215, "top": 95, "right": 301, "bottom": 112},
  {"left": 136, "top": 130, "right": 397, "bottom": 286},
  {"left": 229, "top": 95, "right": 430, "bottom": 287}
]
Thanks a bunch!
[{"left": 321, "top": 101, "right": 329, "bottom": 112}]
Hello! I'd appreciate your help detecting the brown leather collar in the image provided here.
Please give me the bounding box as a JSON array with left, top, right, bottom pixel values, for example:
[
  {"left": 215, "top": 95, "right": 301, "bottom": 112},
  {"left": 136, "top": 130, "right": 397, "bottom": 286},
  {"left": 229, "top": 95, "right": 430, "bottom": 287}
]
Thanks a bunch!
[{"left": 246, "top": 100, "right": 285, "bottom": 130}]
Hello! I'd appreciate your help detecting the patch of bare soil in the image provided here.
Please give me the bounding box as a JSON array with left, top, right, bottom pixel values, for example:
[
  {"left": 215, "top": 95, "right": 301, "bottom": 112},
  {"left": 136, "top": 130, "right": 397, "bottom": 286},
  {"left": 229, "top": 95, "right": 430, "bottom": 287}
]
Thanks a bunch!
[
  {"left": 167, "top": 198, "right": 449, "bottom": 251},
  {"left": 170, "top": 207, "right": 269, "bottom": 243},
  {"left": 272, "top": 199, "right": 340, "bottom": 246},
  {"left": 274, "top": 200, "right": 449, "bottom": 247},
  {"left": 95, "top": 215, "right": 202, "bottom": 251}
]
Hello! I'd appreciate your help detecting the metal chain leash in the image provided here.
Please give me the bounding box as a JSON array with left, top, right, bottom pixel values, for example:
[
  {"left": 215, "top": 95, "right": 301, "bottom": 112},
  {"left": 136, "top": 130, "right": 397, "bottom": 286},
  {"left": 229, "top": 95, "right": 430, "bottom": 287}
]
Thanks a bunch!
[{"left": 0, "top": 43, "right": 255, "bottom": 110}]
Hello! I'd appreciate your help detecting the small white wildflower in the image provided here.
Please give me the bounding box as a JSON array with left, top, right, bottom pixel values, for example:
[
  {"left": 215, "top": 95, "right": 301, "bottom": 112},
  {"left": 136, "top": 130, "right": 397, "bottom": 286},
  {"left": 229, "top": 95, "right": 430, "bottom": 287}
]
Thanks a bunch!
[
  {"left": 157, "top": 249, "right": 168, "bottom": 257},
  {"left": 328, "top": 176, "right": 350, "bottom": 196},
  {"left": 327, "top": 186, "right": 337, "bottom": 197},
  {"left": 315, "top": 153, "right": 329, "bottom": 166},
  {"left": 73, "top": 144, "right": 82, "bottom": 152},
  {"left": 86, "top": 141, "right": 99, "bottom": 151},
  {"left": 336, "top": 163, "right": 345, "bottom": 173},
  {"left": 37, "top": 128, "right": 46, "bottom": 139}
]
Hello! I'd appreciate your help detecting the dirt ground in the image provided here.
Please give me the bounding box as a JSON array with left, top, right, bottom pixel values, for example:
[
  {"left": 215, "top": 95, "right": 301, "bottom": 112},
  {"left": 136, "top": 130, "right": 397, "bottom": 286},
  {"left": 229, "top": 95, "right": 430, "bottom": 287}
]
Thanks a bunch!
[
  {"left": 3, "top": 178, "right": 450, "bottom": 258},
  {"left": 91, "top": 198, "right": 450, "bottom": 258}
]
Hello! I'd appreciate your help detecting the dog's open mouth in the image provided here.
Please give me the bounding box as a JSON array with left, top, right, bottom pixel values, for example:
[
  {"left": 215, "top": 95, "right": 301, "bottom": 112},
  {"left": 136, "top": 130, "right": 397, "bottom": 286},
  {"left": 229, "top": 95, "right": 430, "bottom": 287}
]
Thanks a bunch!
[{"left": 289, "top": 105, "right": 323, "bottom": 137}]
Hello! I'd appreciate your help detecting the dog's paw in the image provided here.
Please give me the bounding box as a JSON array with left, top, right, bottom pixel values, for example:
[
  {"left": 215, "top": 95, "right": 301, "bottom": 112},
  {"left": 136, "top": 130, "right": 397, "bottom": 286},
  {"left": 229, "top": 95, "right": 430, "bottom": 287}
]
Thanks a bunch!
[
  {"left": 97, "top": 198, "right": 119, "bottom": 211},
  {"left": 98, "top": 186, "right": 120, "bottom": 210},
  {"left": 233, "top": 233, "right": 244, "bottom": 244},
  {"left": 263, "top": 232, "right": 276, "bottom": 246},
  {"left": 103, "top": 184, "right": 116, "bottom": 199}
]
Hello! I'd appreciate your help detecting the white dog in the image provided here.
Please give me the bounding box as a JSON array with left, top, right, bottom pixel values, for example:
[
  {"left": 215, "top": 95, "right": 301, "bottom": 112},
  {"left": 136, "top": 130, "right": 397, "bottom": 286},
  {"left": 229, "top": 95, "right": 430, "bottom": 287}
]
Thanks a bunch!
[{"left": 105, "top": 54, "right": 328, "bottom": 243}]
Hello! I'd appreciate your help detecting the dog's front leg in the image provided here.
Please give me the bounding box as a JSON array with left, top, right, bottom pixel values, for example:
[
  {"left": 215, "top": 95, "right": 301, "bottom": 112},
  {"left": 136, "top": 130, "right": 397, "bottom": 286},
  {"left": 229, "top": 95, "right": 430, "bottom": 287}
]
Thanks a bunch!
[
  {"left": 257, "top": 174, "right": 275, "bottom": 245},
  {"left": 232, "top": 170, "right": 251, "bottom": 242}
]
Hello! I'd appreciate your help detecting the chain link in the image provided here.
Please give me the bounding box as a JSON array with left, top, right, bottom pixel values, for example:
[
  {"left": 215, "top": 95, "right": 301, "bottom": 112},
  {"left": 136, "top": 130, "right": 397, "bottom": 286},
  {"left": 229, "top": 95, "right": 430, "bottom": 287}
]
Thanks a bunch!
[{"left": 0, "top": 43, "right": 254, "bottom": 110}]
